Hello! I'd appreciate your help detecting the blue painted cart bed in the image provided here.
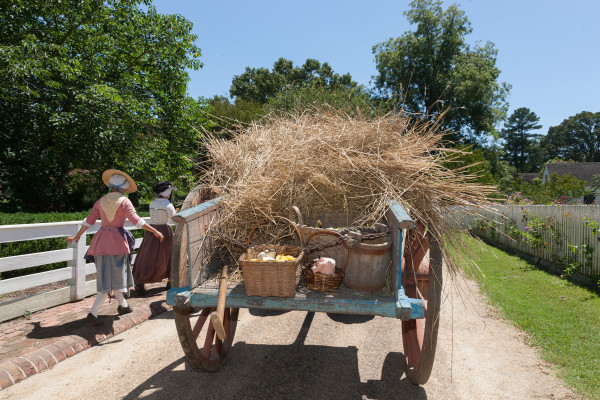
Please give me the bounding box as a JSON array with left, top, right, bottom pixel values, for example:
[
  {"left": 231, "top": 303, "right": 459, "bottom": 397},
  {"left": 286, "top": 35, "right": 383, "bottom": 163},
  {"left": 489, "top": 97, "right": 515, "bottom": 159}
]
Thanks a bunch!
[{"left": 165, "top": 185, "right": 442, "bottom": 385}]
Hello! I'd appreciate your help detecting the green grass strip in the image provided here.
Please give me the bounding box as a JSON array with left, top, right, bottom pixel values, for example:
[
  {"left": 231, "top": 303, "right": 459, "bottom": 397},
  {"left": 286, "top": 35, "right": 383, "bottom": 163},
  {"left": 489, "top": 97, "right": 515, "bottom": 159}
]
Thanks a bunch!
[{"left": 460, "top": 237, "right": 600, "bottom": 399}]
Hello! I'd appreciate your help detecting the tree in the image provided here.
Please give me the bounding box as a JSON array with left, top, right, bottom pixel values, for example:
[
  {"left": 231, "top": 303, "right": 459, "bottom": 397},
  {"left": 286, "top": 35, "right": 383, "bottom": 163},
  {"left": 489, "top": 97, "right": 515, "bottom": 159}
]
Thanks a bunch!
[
  {"left": 264, "top": 84, "right": 373, "bottom": 117},
  {"left": 372, "top": 0, "right": 510, "bottom": 142},
  {"left": 541, "top": 111, "right": 600, "bottom": 162},
  {"left": 0, "top": 0, "right": 206, "bottom": 211},
  {"left": 443, "top": 144, "right": 495, "bottom": 186},
  {"left": 205, "top": 96, "right": 265, "bottom": 138},
  {"left": 500, "top": 107, "right": 542, "bottom": 172},
  {"left": 481, "top": 142, "right": 512, "bottom": 183},
  {"left": 230, "top": 58, "right": 359, "bottom": 104}
]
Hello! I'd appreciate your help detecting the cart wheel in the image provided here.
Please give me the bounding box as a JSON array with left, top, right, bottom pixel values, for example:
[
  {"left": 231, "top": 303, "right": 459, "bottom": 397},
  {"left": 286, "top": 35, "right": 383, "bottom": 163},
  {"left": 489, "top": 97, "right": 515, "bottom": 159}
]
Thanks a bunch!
[
  {"left": 171, "top": 185, "right": 239, "bottom": 371},
  {"left": 401, "top": 222, "right": 443, "bottom": 385},
  {"left": 174, "top": 306, "right": 239, "bottom": 371}
]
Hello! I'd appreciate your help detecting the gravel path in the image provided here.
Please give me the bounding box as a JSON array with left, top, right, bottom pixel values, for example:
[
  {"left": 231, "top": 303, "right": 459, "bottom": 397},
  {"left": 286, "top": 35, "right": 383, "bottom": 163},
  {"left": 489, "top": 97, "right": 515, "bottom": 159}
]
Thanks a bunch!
[{"left": 0, "top": 274, "right": 580, "bottom": 400}]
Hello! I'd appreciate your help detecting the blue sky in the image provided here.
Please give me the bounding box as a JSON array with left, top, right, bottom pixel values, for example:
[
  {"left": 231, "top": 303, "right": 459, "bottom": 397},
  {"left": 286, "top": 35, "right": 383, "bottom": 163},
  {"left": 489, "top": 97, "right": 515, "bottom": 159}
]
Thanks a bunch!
[{"left": 153, "top": 0, "right": 599, "bottom": 135}]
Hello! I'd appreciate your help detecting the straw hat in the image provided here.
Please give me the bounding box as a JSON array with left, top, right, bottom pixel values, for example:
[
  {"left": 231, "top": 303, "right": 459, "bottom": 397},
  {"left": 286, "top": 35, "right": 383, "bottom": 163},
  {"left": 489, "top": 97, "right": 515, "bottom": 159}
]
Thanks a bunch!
[{"left": 101, "top": 169, "right": 137, "bottom": 193}]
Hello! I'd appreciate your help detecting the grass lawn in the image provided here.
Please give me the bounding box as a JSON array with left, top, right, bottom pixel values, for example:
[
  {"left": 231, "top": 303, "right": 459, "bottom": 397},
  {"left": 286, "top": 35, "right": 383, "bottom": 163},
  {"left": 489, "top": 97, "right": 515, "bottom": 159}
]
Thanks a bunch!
[{"left": 460, "top": 237, "right": 600, "bottom": 399}]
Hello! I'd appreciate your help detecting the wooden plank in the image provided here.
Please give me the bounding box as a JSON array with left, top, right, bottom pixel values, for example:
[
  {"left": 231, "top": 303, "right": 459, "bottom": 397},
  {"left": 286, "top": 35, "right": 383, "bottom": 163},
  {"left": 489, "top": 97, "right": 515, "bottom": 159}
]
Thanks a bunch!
[
  {"left": 174, "top": 283, "right": 400, "bottom": 317},
  {"left": 168, "top": 283, "right": 424, "bottom": 320},
  {"left": 0, "top": 222, "right": 81, "bottom": 243},
  {"left": 0, "top": 267, "right": 72, "bottom": 295},
  {"left": 386, "top": 201, "right": 415, "bottom": 230},
  {"left": 0, "top": 217, "right": 149, "bottom": 244},
  {"left": 68, "top": 223, "right": 86, "bottom": 301},
  {"left": 172, "top": 198, "right": 221, "bottom": 224},
  {"left": 0, "top": 280, "right": 97, "bottom": 323},
  {"left": 0, "top": 248, "right": 73, "bottom": 273},
  {"left": 85, "top": 262, "right": 97, "bottom": 275}
]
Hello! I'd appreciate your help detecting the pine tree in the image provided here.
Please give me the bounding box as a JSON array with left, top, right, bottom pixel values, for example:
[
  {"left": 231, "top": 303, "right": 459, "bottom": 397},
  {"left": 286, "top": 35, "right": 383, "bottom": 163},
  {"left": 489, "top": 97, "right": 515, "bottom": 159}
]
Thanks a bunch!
[{"left": 500, "top": 108, "right": 542, "bottom": 172}]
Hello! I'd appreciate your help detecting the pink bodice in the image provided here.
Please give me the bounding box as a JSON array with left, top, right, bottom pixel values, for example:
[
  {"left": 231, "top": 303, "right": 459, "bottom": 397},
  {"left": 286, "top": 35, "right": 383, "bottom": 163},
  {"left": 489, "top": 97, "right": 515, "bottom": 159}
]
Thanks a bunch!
[{"left": 85, "top": 198, "right": 143, "bottom": 256}]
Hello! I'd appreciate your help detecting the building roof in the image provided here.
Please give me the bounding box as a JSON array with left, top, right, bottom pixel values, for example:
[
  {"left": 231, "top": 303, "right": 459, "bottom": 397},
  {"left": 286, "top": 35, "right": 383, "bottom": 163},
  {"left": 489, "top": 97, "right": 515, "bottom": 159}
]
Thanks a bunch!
[{"left": 544, "top": 162, "right": 600, "bottom": 184}]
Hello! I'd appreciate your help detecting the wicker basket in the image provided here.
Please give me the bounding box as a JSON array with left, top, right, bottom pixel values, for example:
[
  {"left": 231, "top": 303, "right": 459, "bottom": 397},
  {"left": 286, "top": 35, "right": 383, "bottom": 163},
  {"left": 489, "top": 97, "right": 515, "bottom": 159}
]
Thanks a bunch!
[
  {"left": 302, "top": 230, "right": 350, "bottom": 292},
  {"left": 239, "top": 216, "right": 305, "bottom": 297},
  {"left": 239, "top": 245, "right": 305, "bottom": 297}
]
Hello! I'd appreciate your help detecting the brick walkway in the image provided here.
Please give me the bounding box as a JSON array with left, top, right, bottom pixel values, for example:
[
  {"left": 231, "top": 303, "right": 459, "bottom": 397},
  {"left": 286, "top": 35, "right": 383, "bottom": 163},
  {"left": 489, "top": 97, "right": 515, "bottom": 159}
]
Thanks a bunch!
[{"left": 0, "top": 281, "right": 173, "bottom": 390}]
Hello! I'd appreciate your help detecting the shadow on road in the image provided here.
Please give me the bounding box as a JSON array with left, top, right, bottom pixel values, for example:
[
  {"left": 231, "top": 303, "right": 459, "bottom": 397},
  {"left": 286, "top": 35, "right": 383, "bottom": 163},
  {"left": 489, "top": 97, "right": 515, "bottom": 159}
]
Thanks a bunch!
[
  {"left": 122, "top": 312, "right": 427, "bottom": 400},
  {"left": 248, "top": 308, "right": 291, "bottom": 317},
  {"left": 326, "top": 313, "right": 375, "bottom": 324}
]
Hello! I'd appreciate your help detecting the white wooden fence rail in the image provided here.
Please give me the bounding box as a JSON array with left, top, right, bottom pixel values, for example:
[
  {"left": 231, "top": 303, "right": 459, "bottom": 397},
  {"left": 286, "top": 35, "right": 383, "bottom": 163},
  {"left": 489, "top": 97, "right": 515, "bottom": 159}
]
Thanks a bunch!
[
  {"left": 460, "top": 205, "right": 600, "bottom": 278},
  {"left": 0, "top": 218, "right": 150, "bottom": 322}
]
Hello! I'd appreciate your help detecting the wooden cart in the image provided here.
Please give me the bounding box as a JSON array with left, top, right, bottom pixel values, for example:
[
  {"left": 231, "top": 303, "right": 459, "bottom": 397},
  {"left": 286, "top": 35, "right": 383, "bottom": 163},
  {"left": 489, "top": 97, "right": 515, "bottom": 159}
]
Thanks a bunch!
[{"left": 166, "top": 186, "right": 443, "bottom": 385}]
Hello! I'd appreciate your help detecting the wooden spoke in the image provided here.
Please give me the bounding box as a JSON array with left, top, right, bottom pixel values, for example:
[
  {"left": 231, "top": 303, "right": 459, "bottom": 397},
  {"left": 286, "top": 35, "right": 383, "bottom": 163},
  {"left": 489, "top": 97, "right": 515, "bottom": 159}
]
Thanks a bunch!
[
  {"left": 203, "top": 320, "right": 216, "bottom": 358},
  {"left": 174, "top": 306, "right": 239, "bottom": 371}
]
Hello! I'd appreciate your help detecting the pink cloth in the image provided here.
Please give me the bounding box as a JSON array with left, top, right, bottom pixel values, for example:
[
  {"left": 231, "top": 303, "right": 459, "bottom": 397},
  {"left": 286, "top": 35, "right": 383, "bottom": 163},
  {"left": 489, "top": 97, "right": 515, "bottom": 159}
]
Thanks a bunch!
[
  {"left": 85, "top": 198, "right": 143, "bottom": 256},
  {"left": 311, "top": 257, "right": 336, "bottom": 275}
]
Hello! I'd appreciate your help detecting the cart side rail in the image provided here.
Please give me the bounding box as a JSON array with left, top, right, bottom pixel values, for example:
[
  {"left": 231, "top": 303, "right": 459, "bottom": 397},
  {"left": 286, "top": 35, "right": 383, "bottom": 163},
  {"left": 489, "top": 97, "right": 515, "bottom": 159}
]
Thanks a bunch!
[
  {"left": 385, "top": 201, "right": 425, "bottom": 320},
  {"left": 172, "top": 197, "right": 223, "bottom": 290},
  {"left": 386, "top": 200, "right": 415, "bottom": 230},
  {"left": 172, "top": 197, "right": 222, "bottom": 224}
]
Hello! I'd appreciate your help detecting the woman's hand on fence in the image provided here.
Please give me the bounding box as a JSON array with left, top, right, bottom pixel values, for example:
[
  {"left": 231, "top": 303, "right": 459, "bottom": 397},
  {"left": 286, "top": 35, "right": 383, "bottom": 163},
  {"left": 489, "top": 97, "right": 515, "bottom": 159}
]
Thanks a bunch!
[
  {"left": 66, "top": 225, "right": 89, "bottom": 244},
  {"left": 66, "top": 235, "right": 80, "bottom": 243}
]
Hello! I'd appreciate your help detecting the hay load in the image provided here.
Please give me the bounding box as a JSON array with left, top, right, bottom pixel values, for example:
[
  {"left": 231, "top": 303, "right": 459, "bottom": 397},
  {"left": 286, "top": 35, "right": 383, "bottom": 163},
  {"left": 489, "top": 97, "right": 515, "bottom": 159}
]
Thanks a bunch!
[{"left": 199, "top": 109, "right": 494, "bottom": 267}]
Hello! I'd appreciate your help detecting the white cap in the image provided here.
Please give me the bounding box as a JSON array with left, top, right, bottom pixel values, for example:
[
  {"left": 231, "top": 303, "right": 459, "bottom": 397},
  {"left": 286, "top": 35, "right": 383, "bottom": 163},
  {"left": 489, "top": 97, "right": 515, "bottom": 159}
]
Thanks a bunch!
[{"left": 109, "top": 173, "right": 130, "bottom": 190}]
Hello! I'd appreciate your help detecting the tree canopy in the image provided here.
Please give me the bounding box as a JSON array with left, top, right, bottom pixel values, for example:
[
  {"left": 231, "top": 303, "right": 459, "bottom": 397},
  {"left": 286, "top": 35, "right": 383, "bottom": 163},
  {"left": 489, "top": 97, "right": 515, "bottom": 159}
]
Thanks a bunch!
[
  {"left": 541, "top": 111, "right": 600, "bottom": 162},
  {"left": 0, "top": 0, "right": 206, "bottom": 211},
  {"left": 372, "top": 0, "right": 510, "bottom": 142},
  {"left": 230, "top": 57, "right": 359, "bottom": 105},
  {"left": 500, "top": 107, "right": 542, "bottom": 172}
]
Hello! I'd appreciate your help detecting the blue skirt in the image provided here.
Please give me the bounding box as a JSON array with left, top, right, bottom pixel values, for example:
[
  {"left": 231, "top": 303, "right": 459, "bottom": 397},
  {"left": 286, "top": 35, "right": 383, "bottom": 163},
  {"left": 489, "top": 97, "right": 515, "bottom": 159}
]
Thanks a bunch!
[{"left": 95, "top": 254, "right": 134, "bottom": 293}]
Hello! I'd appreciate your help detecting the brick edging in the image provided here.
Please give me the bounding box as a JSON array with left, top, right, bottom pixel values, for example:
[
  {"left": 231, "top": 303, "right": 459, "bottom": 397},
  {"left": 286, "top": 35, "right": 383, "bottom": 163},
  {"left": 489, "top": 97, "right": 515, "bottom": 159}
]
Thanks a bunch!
[{"left": 0, "top": 302, "right": 171, "bottom": 390}]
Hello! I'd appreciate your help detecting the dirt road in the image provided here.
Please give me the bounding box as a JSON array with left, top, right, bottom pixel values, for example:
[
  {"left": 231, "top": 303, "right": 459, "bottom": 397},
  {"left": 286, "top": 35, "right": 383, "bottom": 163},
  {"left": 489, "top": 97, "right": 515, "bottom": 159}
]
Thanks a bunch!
[{"left": 0, "top": 276, "right": 579, "bottom": 400}]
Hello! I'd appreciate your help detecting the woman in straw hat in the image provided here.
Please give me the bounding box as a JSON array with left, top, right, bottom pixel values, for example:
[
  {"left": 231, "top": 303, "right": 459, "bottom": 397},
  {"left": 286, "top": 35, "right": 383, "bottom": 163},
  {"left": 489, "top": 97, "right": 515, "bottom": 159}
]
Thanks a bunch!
[
  {"left": 66, "top": 169, "right": 164, "bottom": 326},
  {"left": 132, "top": 180, "right": 178, "bottom": 295}
]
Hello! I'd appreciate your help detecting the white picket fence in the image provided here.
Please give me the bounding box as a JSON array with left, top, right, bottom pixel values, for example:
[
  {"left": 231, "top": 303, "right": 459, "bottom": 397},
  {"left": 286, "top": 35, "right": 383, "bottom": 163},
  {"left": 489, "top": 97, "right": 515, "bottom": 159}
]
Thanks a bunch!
[
  {"left": 460, "top": 205, "right": 600, "bottom": 278},
  {"left": 0, "top": 218, "right": 150, "bottom": 322}
]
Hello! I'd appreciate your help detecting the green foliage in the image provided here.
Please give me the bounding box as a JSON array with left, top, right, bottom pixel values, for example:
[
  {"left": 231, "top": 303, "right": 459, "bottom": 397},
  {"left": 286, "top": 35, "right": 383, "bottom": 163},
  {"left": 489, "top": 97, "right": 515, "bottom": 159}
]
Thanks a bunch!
[
  {"left": 372, "top": 0, "right": 510, "bottom": 142},
  {"left": 205, "top": 96, "right": 266, "bottom": 138},
  {"left": 444, "top": 144, "right": 496, "bottom": 187},
  {"left": 500, "top": 107, "right": 543, "bottom": 172},
  {"left": 500, "top": 173, "right": 587, "bottom": 204},
  {"left": 535, "top": 173, "right": 587, "bottom": 204},
  {"left": 207, "top": 59, "right": 372, "bottom": 135},
  {"left": 264, "top": 84, "right": 374, "bottom": 117},
  {"left": 230, "top": 57, "right": 359, "bottom": 105},
  {"left": 0, "top": 0, "right": 207, "bottom": 211},
  {"left": 459, "top": 237, "right": 600, "bottom": 399},
  {"left": 482, "top": 143, "right": 513, "bottom": 183},
  {"left": 542, "top": 111, "right": 600, "bottom": 162}
]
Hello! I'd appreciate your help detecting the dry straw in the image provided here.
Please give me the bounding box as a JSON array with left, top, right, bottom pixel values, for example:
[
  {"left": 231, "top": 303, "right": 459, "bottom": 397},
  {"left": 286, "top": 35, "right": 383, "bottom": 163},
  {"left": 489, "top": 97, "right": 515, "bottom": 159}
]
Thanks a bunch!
[{"left": 198, "top": 108, "right": 495, "bottom": 270}]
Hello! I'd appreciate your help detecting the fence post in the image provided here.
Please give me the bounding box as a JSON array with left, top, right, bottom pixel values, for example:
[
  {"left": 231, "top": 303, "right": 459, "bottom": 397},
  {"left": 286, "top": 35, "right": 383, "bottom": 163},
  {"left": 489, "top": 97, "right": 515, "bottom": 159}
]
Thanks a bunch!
[{"left": 68, "top": 223, "right": 86, "bottom": 301}]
